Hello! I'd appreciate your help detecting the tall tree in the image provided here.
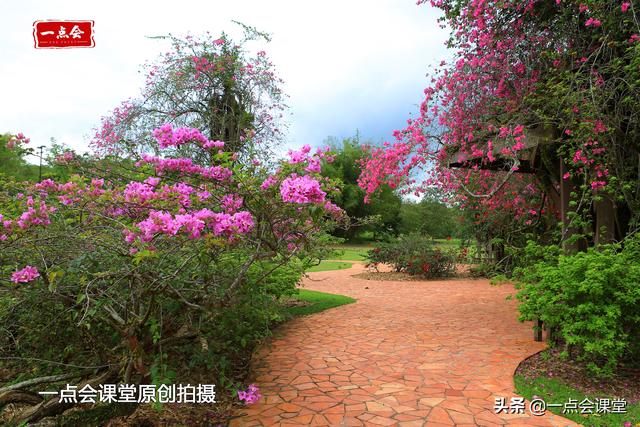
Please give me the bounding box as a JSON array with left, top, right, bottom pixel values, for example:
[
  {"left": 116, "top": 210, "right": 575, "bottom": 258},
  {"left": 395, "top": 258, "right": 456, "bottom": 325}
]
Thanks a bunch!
[
  {"left": 322, "top": 135, "right": 401, "bottom": 239},
  {"left": 92, "top": 24, "right": 286, "bottom": 159},
  {"left": 398, "top": 198, "right": 461, "bottom": 239},
  {"left": 0, "top": 134, "right": 39, "bottom": 181}
]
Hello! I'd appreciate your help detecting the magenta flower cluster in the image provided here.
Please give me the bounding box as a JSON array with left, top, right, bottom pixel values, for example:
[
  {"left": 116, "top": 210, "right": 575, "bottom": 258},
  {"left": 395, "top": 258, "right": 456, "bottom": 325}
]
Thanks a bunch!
[
  {"left": 7, "top": 132, "right": 30, "bottom": 149},
  {"left": 126, "top": 209, "right": 254, "bottom": 243},
  {"left": 237, "top": 384, "right": 261, "bottom": 405},
  {"left": 280, "top": 175, "right": 326, "bottom": 204},
  {"left": 54, "top": 150, "right": 75, "bottom": 164},
  {"left": 16, "top": 199, "right": 54, "bottom": 230},
  {"left": 221, "top": 194, "right": 244, "bottom": 213},
  {"left": 139, "top": 155, "right": 232, "bottom": 181},
  {"left": 4, "top": 116, "right": 343, "bottom": 277},
  {"left": 11, "top": 266, "right": 40, "bottom": 283},
  {"left": 152, "top": 123, "right": 225, "bottom": 150},
  {"left": 287, "top": 144, "right": 333, "bottom": 173}
]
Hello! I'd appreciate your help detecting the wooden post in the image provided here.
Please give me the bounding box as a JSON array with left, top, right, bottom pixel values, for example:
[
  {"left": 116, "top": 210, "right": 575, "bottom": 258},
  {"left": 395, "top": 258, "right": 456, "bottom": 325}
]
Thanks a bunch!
[
  {"left": 534, "top": 318, "right": 543, "bottom": 341},
  {"left": 594, "top": 196, "right": 616, "bottom": 245},
  {"left": 560, "top": 161, "right": 580, "bottom": 253}
]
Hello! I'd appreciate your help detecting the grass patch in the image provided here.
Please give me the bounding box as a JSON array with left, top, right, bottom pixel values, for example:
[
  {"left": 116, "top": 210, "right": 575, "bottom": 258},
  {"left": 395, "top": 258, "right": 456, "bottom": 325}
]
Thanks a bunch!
[
  {"left": 306, "top": 260, "right": 352, "bottom": 272},
  {"left": 328, "top": 241, "right": 477, "bottom": 264},
  {"left": 433, "top": 238, "right": 461, "bottom": 247},
  {"left": 329, "top": 245, "right": 370, "bottom": 261},
  {"left": 514, "top": 374, "right": 640, "bottom": 426},
  {"left": 285, "top": 289, "right": 356, "bottom": 317}
]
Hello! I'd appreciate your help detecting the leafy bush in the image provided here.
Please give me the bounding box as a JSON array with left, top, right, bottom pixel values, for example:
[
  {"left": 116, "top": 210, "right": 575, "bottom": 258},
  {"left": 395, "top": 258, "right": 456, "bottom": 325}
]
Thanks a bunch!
[
  {"left": 0, "top": 128, "right": 343, "bottom": 424},
  {"left": 0, "top": 30, "right": 347, "bottom": 425},
  {"left": 366, "top": 234, "right": 456, "bottom": 278},
  {"left": 514, "top": 237, "right": 640, "bottom": 376},
  {"left": 468, "top": 262, "right": 499, "bottom": 278}
]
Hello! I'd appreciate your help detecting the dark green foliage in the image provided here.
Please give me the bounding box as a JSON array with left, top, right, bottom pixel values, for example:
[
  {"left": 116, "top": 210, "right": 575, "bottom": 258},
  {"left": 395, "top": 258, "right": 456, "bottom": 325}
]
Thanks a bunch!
[
  {"left": 0, "top": 134, "right": 40, "bottom": 181},
  {"left": 398, "top": 198, "right": 461, "bottom": 239},
  {"left": 366, "top": 234, "right": 457, "bottom": 278},
  {"left": 321, "top": 135, "right": 401, "bottom": 240},
  {"left": 468, "top": 262, "right": 500, "bottom": 278},
  {"left": 514, "top": 235, "right": 640, "bottom": 376}
]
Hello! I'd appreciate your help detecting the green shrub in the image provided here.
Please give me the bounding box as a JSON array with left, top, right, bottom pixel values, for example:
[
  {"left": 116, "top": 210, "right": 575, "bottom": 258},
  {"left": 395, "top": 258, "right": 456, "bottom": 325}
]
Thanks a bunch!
[
  {"left": 514, "top": 236, "right": 640, "bottom": 376},
  {"left": 366, "top": 234, "right": 457, "bottom": 278},
  {"left": 469, "top": 262, "right": 499, "bottom": 278}
]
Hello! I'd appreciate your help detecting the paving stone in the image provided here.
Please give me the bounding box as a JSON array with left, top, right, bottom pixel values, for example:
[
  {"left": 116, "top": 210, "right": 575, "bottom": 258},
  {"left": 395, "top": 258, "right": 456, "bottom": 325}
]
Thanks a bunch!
[{"left": 231, "top": 263, "right": 578, "bottom": 426}]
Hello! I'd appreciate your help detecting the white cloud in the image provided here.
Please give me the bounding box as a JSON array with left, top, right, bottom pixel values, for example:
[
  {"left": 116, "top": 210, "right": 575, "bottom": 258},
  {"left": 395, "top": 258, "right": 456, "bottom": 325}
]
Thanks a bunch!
[{"left": 0, "top": 0, "right": 450, "bottom": 158}]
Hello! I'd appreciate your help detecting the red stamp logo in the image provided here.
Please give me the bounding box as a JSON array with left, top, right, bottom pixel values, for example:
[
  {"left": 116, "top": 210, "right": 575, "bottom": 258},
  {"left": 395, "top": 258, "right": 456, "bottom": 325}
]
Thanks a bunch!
[{"left": 33, "top": 20, "right": 95, "bottom": 49}]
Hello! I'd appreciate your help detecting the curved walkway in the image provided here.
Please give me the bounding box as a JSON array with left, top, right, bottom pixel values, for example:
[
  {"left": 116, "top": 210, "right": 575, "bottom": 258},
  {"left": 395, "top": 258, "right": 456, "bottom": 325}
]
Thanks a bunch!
[{"left": 232, "top": 263, "right": 577, "bottom": 426}]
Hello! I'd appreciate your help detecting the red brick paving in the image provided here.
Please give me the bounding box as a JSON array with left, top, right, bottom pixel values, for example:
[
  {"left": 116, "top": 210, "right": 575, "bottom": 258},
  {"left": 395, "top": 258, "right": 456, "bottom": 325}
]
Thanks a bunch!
[{"left": 231, "top": 263, "right": 578, "bottom": 426}]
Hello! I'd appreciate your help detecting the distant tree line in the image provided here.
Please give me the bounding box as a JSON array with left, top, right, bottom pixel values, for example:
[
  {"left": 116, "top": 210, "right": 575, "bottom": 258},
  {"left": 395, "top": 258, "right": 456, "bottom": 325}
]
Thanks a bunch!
[{"left": 320, "top": 134, "right": 464, "bottom": 242}]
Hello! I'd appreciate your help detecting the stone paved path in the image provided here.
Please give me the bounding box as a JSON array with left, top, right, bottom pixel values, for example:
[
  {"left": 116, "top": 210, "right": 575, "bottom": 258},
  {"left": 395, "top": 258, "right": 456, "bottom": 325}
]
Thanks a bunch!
[{"left": 231, "top": 263, "right": 577, "bottom": 426}]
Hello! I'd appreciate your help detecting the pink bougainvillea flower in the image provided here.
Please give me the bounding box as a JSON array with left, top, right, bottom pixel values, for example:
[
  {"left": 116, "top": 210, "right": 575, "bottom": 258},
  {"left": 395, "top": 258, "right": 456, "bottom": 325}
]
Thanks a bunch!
[
  {"left": 260, "top": 175, "right": 277, "bottom": 190},
  {"left": 280, "top": 175, "right": 326, "bottom": 204},
  {"left": 221, "top": 194, "right": 244, "bottom": 213},
  {"left": 621, "top": 2, "right": 630, "bottom": 12},
  {"left": 585, "top": 18, "right": 602, "bottom": 27},
  {"left": 11, "top": 266, "right": 40, "bottom": 283},
  {"left": 237, "top": 384, "right": 261, "bottom": 405}
]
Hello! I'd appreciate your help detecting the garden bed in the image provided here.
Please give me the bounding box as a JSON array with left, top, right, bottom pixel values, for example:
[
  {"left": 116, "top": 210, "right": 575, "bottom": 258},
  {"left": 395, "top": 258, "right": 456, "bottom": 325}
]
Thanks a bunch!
[
  {"left": 354, "top": 263, "right": 478, "bottom": 281},
  {"left": 515, "top": 348, "right": 640, "bottom": 426}
]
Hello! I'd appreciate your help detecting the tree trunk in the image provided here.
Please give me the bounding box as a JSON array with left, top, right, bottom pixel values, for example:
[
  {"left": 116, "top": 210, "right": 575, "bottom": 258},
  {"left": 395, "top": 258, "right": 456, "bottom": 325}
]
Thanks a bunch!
[{"left": 12, "top": 365, "right": 121, "bottom": 424}]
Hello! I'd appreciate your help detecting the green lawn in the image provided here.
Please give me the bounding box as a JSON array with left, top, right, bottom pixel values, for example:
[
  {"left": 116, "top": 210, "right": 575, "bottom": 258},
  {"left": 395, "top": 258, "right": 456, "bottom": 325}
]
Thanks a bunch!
[
  {"left": 306, "top": 260, "right": 353, "bottom": 272},
  {"left": 323, "top": 240, "right": 474, "bottom": 266},
  {"left": 514, "top": 374, "right": 640, "bottom": 426},
  {"left": 433, "top": 238, "right": 461, "bottom": 247},
  {"left": 285, "top": 289, "right": 356, "bottom": 317},
  {"left": 329, "top": 245, "right": 371, "bottom": 261}
]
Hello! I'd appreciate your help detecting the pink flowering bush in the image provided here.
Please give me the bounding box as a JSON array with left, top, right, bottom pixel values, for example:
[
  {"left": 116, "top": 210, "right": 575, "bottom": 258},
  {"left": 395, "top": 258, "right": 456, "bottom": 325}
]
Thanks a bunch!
[
  {"left": 358, "top": 0, "right": 640, "bottom": 262},
  {"left": 0, "top": 124, "right": 342, "bottom": 423}
]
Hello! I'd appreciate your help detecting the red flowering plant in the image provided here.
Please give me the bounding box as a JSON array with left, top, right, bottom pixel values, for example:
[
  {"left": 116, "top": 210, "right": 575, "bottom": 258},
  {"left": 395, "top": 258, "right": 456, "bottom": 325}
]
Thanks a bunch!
[{"left": 366, "top": 234, "right": 457, "bottom": 278}]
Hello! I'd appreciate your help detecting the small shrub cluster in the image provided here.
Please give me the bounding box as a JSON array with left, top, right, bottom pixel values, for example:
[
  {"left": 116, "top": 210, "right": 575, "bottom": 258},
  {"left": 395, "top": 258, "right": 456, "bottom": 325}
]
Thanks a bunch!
[
  {"left": 514, "top": 236, "right": 640, "bottom": 376},
  {"left": 366, "top": 234, "right": 457, "bottom": 279}
]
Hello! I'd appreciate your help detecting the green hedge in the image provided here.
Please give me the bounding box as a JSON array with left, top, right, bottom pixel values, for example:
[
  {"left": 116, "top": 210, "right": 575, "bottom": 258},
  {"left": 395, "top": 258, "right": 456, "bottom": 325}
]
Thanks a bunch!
[{"left": 514, "top": 235, "right": 640, "bottom": 376}]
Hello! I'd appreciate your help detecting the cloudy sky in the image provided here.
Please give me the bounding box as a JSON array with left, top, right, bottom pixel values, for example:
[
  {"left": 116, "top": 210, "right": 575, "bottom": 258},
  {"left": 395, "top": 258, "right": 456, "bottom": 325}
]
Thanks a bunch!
[{"left": 1, "top": 0, "right": 450, "bottom": 160}]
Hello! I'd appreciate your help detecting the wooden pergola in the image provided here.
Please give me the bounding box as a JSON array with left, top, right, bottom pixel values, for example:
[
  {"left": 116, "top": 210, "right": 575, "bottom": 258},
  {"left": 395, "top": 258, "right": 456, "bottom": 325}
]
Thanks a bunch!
[
  {"left": 446, "top": 126, "right": 618, "bottom": 342},
  {"left": 446, "top": 126, "right": 617, "bottom": 249}
]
